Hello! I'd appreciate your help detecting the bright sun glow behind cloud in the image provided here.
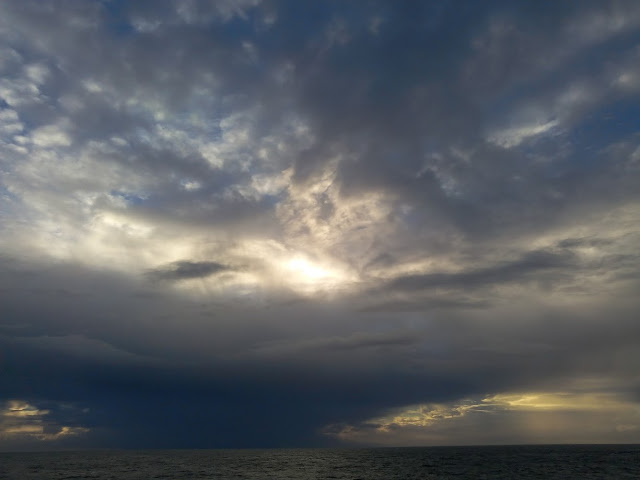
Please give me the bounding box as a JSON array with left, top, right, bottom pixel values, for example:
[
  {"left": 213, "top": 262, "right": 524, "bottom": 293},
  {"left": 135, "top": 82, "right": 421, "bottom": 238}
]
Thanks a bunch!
[
  {"left": 283, "top": 255, "right": 351, "bottom": 293},
  {"left": 287, "top": 256, "right": 332, "bottom": 281}
]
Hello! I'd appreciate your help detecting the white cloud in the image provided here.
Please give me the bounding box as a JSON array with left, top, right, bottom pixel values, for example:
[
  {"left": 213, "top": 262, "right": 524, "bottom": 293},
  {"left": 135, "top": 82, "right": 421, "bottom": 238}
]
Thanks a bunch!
[
  {"left": 488, "top": 119, "right": 559, "bottom": 148},
  {"left": 0, "top": 78, "right": 41, "bottom": 106},
  {"left": 24, "top": 63, "right": 49, "bottom": 85},
  {"left": 31, "top": 122, "right": 72, "bottom": 147},
  {"left": 0, "top": 108, "right": 23, "bottom": 135}
]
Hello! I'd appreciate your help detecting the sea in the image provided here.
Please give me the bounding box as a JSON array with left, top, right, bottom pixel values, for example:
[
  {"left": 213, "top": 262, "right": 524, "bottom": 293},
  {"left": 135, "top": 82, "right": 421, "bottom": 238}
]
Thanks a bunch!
[{"left": 1, "top": 444, "right": 639, "bottom": 479}]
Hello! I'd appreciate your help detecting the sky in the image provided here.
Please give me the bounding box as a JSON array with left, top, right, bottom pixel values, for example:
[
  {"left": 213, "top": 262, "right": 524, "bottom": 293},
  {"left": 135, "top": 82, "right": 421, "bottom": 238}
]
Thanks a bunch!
[{"left": 1, "top": 0, "right": 640, "bottom": 450}]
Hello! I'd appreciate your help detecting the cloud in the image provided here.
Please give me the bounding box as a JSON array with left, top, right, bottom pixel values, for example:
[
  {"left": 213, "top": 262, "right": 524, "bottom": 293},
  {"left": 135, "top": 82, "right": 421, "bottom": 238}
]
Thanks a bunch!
[
  {"left": 0, "top": 0, "right": 639, "bottom": 449},
  {"left": 325, "top": 390, "right": 640, "bottom": 446},
  {"left": 0, "top": 400, "right": 89, "bottom": 447},
  {"left": 249, "top": 330, "right": 420, "bottom": 357},
  {"left": 147, "top": 260, "right": 231, "bottom": 282},
  {"left": 31, "top": 122, "right": 72, "bottom": 147},
  {"left": 488, "top": 119, "right": 559, "bottom": 148},
  {"left": 385, "top": 249, "right": 576, "bottom": 293}
]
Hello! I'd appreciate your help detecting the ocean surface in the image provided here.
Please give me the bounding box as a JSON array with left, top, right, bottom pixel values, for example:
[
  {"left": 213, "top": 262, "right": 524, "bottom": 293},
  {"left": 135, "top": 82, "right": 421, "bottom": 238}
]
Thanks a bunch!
[{"left": 1, "top": 444, "right": 639, "bottom": 479}]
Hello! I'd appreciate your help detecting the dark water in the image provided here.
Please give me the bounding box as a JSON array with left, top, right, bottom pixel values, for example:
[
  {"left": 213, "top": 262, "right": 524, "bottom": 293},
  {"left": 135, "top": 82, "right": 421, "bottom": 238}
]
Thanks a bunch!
[{"left": 1, "top": 445, "right": 639, "bottom": 479}]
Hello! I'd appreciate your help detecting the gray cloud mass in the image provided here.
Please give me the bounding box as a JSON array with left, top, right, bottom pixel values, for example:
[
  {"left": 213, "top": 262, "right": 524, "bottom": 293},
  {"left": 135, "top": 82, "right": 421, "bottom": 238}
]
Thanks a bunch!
[
  {"left": 147, "top": 261, "right": 231, "bottom": 281},
  {"left": 1, "top": 0, "right": 639, "bottom": 449}
]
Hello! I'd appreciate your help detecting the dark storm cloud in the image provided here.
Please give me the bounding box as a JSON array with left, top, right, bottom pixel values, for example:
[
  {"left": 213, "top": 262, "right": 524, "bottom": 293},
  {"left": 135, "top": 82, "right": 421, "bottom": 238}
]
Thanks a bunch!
[
  {"left": 1, "top": 258, "right": 640, "bottom": 448},
  {"left": 1, "top": 0, "right": 640, "bottom": 449},
  {"left": 385, "top": 249, "right": 576, "bottom": 292},
  {"left": 147, "top": 260, "right": 231, "bottom": 281}
]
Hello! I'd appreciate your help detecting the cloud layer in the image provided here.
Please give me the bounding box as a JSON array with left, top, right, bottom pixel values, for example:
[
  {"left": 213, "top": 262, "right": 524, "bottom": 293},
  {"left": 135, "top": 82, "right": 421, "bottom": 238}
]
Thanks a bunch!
[{"left": 1, "top": 0, "right": 639, "bottom": 449}]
